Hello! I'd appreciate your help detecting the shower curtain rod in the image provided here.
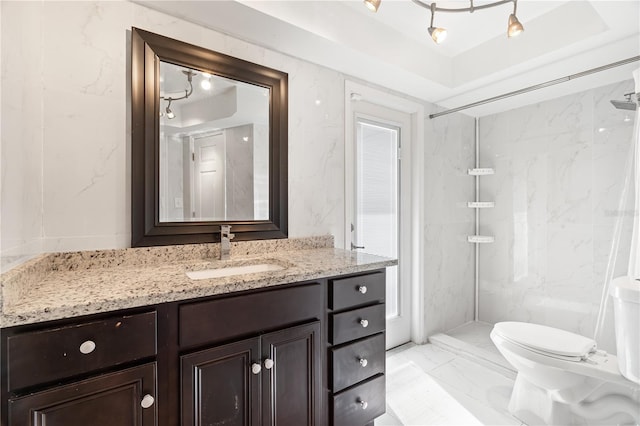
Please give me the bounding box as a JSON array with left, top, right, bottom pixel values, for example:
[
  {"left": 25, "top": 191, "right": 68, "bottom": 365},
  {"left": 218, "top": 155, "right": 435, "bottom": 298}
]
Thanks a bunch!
[{"left": 429, "top": 55, "right": 640, "bottom": 119}]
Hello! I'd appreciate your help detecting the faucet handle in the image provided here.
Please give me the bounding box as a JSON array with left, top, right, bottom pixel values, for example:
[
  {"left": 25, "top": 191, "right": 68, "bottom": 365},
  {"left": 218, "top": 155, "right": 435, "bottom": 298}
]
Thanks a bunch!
[{"left": 220, "top": 225, "right": 231, "bottom": 235}]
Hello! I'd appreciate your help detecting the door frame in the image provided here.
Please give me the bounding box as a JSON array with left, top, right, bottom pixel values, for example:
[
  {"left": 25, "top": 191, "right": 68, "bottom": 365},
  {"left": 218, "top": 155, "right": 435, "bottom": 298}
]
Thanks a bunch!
[{"left": 344, "top": 80, "right": 426, "bottom": 345}]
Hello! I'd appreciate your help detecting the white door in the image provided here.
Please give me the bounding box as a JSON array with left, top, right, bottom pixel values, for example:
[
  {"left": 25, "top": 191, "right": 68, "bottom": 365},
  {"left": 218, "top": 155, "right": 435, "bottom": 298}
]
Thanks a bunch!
[
  {"left": 350, "top": 101, "right": 412, "bottom": 349},
  {"left": 192, "top": 133, "right": 226, "bottom": 221}
]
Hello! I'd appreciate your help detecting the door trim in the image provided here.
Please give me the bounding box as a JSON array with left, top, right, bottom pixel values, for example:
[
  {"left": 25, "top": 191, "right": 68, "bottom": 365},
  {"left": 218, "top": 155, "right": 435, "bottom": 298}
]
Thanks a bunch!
[{"left": 344, "top": 81, "right": 426, "bottom": 345}]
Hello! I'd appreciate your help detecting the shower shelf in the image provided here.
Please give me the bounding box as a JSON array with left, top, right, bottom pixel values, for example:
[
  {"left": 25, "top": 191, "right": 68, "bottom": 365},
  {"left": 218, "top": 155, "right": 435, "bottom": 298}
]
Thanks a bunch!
[
  {"left": 467, "top": 235, "right": 495, "bottom": 244},
  {"left": 468, "top": 168, "right": 495, "bottom": 176},
  {"left": 467, "top": 201, "right": 495, "bottom": 209}
]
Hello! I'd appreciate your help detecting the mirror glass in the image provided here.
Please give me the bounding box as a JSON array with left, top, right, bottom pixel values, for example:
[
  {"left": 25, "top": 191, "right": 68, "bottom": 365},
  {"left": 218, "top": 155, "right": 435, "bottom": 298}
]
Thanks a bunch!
[
  {"left": 131, "top": 28, "right": 288, "bottom": 247},
  {"left": 158, "top": 61, "right": 270, "bottom": 222}
]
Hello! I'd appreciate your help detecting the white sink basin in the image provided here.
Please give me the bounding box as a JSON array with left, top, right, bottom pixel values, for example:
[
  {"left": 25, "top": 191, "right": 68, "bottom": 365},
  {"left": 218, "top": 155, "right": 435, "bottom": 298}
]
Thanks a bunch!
[{"left": 186, "top": 263, "right": 285, "bottom": 280}]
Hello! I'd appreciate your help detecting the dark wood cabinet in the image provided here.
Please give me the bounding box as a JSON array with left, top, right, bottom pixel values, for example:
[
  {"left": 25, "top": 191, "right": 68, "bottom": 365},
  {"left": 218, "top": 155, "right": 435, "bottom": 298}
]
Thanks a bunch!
[
  {"left": 261, "top": 322, "right": 321, "bottom": 426},
  {"left": 181, "top": 338, "right": 260, "bottom": 426},
  {"left": 1, "top": 270, "right": 387, "bottom": 426},
  {"left": 8, "top": 363, "right": 156, "bottom": 426},
  {"left": 181, "top": 320, "right": 321, "bottom": 426}
]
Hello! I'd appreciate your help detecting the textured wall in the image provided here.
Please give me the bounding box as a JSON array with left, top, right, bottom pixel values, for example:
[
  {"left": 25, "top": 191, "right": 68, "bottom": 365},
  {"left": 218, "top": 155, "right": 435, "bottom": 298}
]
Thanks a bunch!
[
  {"left": 0, "top": 1, "right": 347, "bottom": 268},
  {"left": 478, "top": 80, "right": 636, "bottom": 351}
]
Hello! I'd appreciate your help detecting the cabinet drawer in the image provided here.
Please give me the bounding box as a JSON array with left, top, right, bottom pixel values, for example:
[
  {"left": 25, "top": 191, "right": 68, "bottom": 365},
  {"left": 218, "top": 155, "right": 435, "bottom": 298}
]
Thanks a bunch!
[
  {"left": 332, "top": 374, "right": 385, "bottom": 426},
  {"left": 7, "top": 311, "right": 157, "bottom": 391},
  {"left": 331, "top": 304, "right": 385, "bottom": 346},
  {"left": 179, "top": 283, "right": 322, "bottom": 348},
  {"left": 331, "top": 333, "right": 385, "bottom": 392},
  {"left": 330, "top": 272, "right": 384, "bottom": 311}
]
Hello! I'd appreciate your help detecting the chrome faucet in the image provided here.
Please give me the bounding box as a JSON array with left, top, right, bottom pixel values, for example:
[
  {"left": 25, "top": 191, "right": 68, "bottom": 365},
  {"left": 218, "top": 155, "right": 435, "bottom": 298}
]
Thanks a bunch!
[{"left": 220, "top": 225, "right": 235, "bottom": 260}]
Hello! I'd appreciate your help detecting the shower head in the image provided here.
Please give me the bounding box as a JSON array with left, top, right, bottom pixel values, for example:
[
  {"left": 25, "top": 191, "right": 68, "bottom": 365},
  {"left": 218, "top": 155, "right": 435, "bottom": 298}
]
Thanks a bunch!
[{"left": 610, "top": 92, "right": 638, "bottom": 111}]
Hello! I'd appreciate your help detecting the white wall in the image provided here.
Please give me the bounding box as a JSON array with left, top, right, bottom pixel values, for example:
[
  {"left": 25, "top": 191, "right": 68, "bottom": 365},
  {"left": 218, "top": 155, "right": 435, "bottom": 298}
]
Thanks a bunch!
[
  {"left": 423, "top": 111, "right": 476, "bottom": 337},
  {"left": 478, "top": 80, "right": 636, "bottom": 351},
  {"left": 0, "top": 0, "right": 347, "bottom": 269}
]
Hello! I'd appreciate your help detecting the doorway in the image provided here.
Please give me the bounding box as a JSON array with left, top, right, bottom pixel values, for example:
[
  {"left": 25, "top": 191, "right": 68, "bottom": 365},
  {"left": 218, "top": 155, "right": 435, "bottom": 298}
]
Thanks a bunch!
[{"left": 348, "top": 100, "right": 412, "bottom": 349}]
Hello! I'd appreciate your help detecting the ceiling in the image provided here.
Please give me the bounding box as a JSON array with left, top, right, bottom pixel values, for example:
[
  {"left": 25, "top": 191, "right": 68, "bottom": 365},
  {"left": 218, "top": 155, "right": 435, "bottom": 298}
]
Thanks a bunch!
[{"left": 137, "top": 0, "right": 640, "bottom": 116}]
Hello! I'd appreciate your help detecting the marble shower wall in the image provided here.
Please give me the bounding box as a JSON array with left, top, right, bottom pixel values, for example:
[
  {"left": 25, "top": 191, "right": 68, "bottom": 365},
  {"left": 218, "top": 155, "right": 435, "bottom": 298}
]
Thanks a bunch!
[
  {"left": 0, "top": 1, "right": 346, "bottom": 268},
  {"left": 424, "top": 111, "right": 476, "bottom": 337},
  {"left": 478, "top": 80, "right": 636, "bottom": 350}
]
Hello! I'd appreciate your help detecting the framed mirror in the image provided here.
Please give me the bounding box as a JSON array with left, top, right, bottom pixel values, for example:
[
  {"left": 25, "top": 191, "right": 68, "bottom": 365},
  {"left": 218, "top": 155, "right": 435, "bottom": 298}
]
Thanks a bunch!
[{"left": 131, "top": 28, "right": 288, "bottom": 246}]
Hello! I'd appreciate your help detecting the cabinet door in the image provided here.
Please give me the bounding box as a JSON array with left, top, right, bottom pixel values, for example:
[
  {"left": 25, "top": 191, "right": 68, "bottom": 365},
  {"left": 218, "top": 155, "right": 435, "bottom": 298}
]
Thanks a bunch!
[
  {"left": 181, "top": 338, "right": 260, "bottom": 426},
  {"left": 261, "top": 321, "right": 322, "bottom": 426},
  {"left": 8, "top": 363, "right": 156, "bottom": 426}
]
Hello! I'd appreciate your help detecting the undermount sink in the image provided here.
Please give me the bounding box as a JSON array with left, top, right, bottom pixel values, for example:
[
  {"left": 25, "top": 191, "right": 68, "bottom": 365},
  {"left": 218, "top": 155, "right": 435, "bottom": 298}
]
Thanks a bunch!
[{"left": 186, "top": 263, "right": 286, "bottom": 280}]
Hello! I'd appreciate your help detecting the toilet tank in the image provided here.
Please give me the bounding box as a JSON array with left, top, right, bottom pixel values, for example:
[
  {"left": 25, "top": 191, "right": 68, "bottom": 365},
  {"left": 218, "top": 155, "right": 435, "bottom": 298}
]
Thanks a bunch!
[{"left": 610, "top": 276, "right": 640, "bottom": 384}]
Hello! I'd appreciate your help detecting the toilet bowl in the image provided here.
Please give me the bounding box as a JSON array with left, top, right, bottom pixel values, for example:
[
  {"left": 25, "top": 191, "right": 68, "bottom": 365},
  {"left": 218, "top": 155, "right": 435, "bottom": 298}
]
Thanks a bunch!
[{"left": 490, "top": 277, "right": 640, "bottom": 425}]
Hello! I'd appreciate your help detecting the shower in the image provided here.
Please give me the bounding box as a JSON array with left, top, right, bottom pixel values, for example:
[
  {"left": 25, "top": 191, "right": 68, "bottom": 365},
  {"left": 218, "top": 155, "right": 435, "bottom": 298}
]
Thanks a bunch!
[{"left": 611, "top": 92, "right": 638, "bottom": 110}]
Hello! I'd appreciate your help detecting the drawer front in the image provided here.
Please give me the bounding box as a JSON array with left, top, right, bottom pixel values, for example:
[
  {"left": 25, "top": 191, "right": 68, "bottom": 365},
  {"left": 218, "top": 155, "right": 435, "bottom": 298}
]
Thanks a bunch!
[
  {"left": 331, "top": 304, "right": 385, "bottom": 346},
  {"left": 330, "top": 272, "right": 384, "bottom": 311},
  {"left": 331, "top": 333, "right": 385, "bottom": 392},
  {"left": 179, "top": 283, "right": 322, "bottom": 348},
  {"left": 7, "top": 311, "right": 157, "bottom": 391},
  {"left": 332, "top": 374, "right": 385, "bottom": 426}
]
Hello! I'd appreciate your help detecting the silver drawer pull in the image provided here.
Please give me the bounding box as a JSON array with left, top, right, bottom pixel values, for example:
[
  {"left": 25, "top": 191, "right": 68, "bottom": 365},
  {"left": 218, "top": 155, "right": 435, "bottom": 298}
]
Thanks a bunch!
[
  {"left": 251, "top": 363, "right": 262, "bottom": 374},
  {"left": 141, "top": 394, "right": 155, "bottom": 409},
  {"left": 357, "top": 398, "right": 368, "bottom": 410},
  {"left": 359, "top": 358, "right": 368, "bottom": 367},
  {"left": 359, "top": 319, "right": 369, "bottom": 328},
  {"left": 79, "top": 340, "right": 96, "bottom": 354},
  {"left": 264, "top": 358, "right": 274, "bottom": 369},
  {"left": 357, "top": 285, "right": 367, "bottom": 294}
]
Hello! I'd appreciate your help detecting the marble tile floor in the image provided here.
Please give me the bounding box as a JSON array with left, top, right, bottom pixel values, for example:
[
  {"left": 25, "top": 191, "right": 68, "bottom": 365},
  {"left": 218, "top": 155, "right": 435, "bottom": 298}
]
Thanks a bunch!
[{"left": 376, "top": 340, "right": 524, "bottom": 426}]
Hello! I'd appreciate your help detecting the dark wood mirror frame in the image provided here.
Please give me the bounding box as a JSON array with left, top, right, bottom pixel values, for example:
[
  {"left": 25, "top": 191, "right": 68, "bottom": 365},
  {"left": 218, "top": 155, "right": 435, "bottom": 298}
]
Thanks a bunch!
[{"left": 131, "top": 28, "right": 288, "bottom": 247}]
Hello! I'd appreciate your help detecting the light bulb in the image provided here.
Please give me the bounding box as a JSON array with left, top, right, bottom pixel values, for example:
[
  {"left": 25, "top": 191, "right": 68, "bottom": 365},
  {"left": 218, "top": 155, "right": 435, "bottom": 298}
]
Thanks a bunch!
[
  {"left": 428, "top": 27, "right": 447, "bottom": 44},
  {"left": 507, "top": 14, "right": 524, "bottom": 38},
  {"left": 201, "top": 79, "right": 212, "bottom": 90},
  {"left": 364, "top": 0, "right": 381, "bottom": 12}
]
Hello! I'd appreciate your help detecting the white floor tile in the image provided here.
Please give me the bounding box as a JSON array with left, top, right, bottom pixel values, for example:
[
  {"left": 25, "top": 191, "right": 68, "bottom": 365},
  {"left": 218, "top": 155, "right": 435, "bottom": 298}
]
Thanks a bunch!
[{"left": 380, "top": 342, "right": 518, "bottom": 426}]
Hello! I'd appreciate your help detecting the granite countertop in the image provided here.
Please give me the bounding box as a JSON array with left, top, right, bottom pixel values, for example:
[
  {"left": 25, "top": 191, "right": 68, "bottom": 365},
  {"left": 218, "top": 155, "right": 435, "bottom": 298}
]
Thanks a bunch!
[{"left": 0, "top": 236, "right": 396, "bottom": 328}]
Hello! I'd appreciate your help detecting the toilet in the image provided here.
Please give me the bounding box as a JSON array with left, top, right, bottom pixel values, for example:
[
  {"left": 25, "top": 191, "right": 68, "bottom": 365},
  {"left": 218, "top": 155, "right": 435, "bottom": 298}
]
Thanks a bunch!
[{"left": 491, "top": 276, "right": 640, "bottom": 425}]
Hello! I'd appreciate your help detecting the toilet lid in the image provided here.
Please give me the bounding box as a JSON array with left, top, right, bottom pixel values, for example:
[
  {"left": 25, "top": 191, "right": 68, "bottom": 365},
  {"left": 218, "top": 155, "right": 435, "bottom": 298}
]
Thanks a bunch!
[{"left": 493, "top": 322, "right": 597, "bottom": 358}]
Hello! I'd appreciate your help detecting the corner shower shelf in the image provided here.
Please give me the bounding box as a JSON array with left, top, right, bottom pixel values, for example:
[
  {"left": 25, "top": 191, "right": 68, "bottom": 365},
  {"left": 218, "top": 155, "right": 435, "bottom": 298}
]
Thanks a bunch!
[
  {"left": 468, "top": 235, "right": 495, "bottom": 244},
  {"left": 468, "top": 168, "right": 495, "bottom": 176},
  {"left": 467, "top": 201, "right": 495, "bottom": 209}
]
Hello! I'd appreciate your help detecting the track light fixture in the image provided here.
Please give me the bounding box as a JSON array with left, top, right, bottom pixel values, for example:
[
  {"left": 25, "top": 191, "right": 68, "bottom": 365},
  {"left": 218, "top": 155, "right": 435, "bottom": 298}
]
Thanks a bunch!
[
  {"left": 507, "top": 0, "right": 524, "bottom": 38},
  {"left": 161, "top": 69, "right": 196, "bottom": 120},
  {"left": 364, "top": 0, "right": 381, "bottom": 13},
  {"left": 367, "top": 0, "right": 525, "bottom": 45},
  {"left": 428, "top": 3, "right": 447, "bottom": 44}
]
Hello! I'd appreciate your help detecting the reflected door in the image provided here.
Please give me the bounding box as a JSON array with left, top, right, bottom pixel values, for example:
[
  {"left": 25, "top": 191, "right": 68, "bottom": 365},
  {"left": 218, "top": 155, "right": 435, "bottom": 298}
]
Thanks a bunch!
[{"left": 193, "top": 133, "right": 226, "bottom": 220}]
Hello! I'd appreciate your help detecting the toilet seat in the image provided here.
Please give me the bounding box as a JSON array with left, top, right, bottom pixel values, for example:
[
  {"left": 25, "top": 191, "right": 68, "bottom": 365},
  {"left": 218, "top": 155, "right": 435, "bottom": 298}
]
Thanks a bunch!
[{"left": 492, "top": 322, "right": 597, "bottom": 362}]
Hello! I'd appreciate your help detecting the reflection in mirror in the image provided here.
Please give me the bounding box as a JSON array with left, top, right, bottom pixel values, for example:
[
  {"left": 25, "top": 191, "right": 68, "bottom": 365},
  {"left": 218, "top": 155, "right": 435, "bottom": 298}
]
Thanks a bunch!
[
  {"left": 158, "top": 61, "right": 269, "bottom": 222},
  {"left": 131, "top": 28, "right": 288, "bottom": 246}
]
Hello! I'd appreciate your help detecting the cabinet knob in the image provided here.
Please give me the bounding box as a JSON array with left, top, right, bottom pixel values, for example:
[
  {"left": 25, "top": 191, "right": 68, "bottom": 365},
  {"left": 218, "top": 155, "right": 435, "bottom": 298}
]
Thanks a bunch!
[
  {"left": 359, "top": 358, "right": 368, "bottom": 367},
  {"left": 140, "top": 394, "right": 155, "bottom": 409},
  {"left": 357, "top": 285, "right": 367, "bottom": 294},
  {"left": 251, "top": 363, "right": 262, "bottom": 374},
  {"left": 264, "top": 358, "right": 274, "bottom": 369},
  {"left": 357, "top": 398, "right": 368, "bottom": 410},
  {"left": 359, "top": 319, "right": 369, "bottom": 328},
  {"left": 79, "top": 340, "right": 96, "bottom": 354}
]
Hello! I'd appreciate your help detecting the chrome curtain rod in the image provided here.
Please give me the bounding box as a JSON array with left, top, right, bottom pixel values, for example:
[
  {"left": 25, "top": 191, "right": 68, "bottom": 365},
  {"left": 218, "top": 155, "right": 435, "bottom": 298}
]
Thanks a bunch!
[{"left": 430, "top": 55, "right": 640, "bottom": 119}]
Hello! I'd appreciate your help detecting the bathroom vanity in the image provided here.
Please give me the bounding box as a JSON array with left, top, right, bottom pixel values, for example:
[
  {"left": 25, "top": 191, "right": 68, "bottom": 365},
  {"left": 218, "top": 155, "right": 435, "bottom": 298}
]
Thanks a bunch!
[{"left": 0, "top": 237, "right": 395, "bottom": 426}]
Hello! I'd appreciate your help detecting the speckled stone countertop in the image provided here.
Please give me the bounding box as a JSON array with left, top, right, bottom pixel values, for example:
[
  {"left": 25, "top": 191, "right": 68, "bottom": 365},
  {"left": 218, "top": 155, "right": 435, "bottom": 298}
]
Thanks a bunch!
[{"left": 0, "top": 236, "right": 396, "bottom": 328}]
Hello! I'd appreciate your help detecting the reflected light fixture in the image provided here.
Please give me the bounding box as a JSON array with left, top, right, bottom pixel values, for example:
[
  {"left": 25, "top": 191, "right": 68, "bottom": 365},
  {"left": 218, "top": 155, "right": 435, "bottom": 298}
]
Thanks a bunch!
[
  {"left": 201, "top": 72, "right": 213, "bottom": 90},
  {"left": 368, "top": 0, "right": 525, "bottom": 45},
  {"left": 161, "top": 69, "right": 196, "bottom": 120},
  {"left": 165, "top": 99, "right": 175, "bottom": 119}
]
